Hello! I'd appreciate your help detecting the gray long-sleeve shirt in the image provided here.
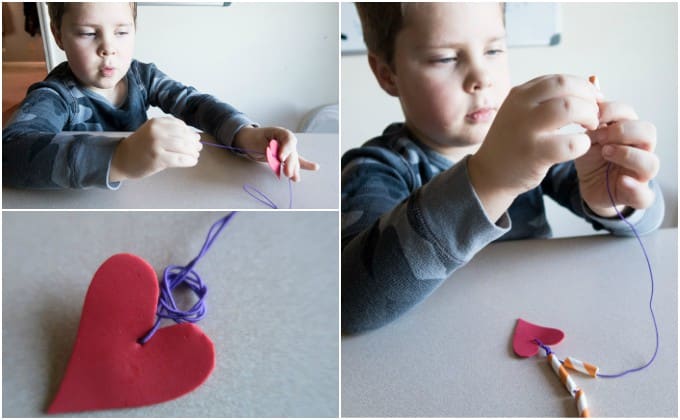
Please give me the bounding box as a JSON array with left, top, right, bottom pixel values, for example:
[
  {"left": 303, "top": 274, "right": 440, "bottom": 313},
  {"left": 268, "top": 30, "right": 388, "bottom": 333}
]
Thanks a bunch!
[
  {"left": 3, "top": 60, "right": 256, "bottom": 189},
  {"left": 341, "top": 123, "right": 664, "bottom": 334}
]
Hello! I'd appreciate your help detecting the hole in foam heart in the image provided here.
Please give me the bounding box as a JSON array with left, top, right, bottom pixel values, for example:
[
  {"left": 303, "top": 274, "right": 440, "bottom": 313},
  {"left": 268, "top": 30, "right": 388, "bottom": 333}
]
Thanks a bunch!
[{"left": 512, "top": 318, "right": 565, "bottom": 358}]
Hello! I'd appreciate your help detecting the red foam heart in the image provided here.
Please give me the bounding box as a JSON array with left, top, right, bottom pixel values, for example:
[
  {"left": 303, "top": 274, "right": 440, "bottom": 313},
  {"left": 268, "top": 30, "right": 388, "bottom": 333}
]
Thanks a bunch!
[
  {"left": 47, "top": 253, "right": 215, "bottom": 414},
  {"left": 512, "top": 318, "right": 565, "bottom": 358},
  {"left": 265, "top": 139, "right": 281, "bottom": 178}
]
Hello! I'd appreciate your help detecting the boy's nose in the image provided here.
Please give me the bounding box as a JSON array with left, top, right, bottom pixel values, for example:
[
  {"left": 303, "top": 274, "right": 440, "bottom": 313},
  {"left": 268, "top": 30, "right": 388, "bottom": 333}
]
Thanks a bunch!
[
  {"left": 98, "top": 37, "right": 117, "bottom": 57},
  {"left": 98, "top": 45, "right": 116, "bottom": 56},
  {"left": 464, "top": 68, "right": 492, "bottom": 93},
  {"left": 466, "top": 73, "right": 491, "bottom": 92}
]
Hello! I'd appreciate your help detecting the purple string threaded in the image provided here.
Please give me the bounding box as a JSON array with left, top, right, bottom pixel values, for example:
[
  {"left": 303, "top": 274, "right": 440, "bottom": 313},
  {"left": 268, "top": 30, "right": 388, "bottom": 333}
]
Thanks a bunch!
[
  {"left": 533, "top": 338, "right": 554, "bottom": 356},
  {"left": 200, "top": 140, "right": 263, "bottom": 156},
  {"left": 243, "top": 178, "right": 293, "bottom": 209},
  {"left": 138, "top": 212, "right": 237, "bottom": 344},
  {"left": 532, "top": 164, "right": 659, "bottom": 378},
  {"left": 596, "top": 162, "right": 659, "bottom": 378},
  {"left": 201, "top": 141, "right": 293, "bottom": 209}
]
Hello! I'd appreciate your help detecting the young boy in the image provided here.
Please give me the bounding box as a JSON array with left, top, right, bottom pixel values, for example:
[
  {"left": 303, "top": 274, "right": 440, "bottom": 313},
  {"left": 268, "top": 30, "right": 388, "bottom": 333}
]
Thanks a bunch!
[
  {"left": 3, "top": 2, "right": 318, "bottom": 189},
  {"left": 342, "top": 3, "right": 664, "bottom": 334}
]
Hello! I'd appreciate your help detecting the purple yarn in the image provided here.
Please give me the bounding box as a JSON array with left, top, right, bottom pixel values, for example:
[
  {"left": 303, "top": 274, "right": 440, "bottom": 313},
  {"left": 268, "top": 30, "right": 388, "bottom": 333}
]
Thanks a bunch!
[
  {"left": 532, "top": 164, "right": 659, "bottom": 378},
  {"left": 243, "top": 178, "right": 293, "bottom": 209},
  {"left": 533, "top": 338, "right": 554, "bottom": 356},
  {"left": 596, "top": 162, "right": 659, "bottom": 378},
  {"left": 201, "top": 141, "right": 293, "bottom": 209},
  {"left": 200, "top": 140, "right": 263, "bottom": 156},
  {"left": 138, "top": 212, "right": 237, "bottom": 344}
]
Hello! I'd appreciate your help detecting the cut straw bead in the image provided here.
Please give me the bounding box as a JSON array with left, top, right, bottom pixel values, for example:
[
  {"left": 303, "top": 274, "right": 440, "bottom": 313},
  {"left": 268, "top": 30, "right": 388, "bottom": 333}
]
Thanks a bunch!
[
  {"left": 575, "top": 389, "right": 591, "bottom": 417},
  {"left": 547, "top": 353, "right": 579, "bottom": 397},
  {"left": 589, "top": 75, "right": 600, "bottom": 90},
  {"left": 564, "top": 357, "right": 599, "bottom": 378}
]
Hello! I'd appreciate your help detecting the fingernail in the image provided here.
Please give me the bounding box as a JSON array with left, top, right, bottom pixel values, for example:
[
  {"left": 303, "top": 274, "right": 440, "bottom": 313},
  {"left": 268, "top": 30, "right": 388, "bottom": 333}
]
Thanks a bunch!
[{"left": 602, "top": 145, "right": 614, "bottom": 157}]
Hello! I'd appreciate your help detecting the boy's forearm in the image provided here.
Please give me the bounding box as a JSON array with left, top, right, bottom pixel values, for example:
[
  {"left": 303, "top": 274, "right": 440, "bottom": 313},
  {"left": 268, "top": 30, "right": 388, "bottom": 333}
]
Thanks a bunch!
[
  {"left": 143, "top": 62, "right": 256, "bottom": 145},
  {"left": 341, "top": 157, "right": 509, "bottom": 333},
  {"left": 467, "top": 153, "right": 520, "bottom": 223},
  {"left": 342, "top": 199, "right": 453, "bottom": 334},
  {"left": 3, "top": 130, "right": 121, "bottom": 189}
]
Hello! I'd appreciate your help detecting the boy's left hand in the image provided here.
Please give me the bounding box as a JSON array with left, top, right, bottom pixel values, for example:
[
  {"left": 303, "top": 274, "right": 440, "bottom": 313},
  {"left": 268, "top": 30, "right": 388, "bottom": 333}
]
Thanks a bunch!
[
  {"left": 233, "top": 126, "right": 319, "bottom": 181},
  {"left": 575, "top": 101, "right": 659, "bottom": 218}
]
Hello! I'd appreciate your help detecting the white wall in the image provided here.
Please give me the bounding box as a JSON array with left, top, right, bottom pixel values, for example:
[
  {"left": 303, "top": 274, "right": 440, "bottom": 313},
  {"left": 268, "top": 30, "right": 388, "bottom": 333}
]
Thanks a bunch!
[
  {"left": 341, "top": 3, "right": 678, "bottom": 236},
  {"left": 41, "top": 2, "right": 339, "bottom": 131}
]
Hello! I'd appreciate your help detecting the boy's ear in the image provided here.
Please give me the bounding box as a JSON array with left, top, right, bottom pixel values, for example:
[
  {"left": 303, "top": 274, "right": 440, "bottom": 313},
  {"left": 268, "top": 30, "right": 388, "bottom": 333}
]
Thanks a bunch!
[
  {"left": 368, "top": 53, "right": 399, "bottom": 97},
  {"left": 51, "top": 23, "right": 65, "bottom": 50}
]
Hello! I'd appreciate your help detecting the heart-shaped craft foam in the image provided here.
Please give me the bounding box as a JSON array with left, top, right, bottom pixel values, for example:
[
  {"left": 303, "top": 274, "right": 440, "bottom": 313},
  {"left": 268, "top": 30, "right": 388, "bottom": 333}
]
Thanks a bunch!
[
  {"left": 48, "top": 253, "right": 215, "bottom": 414},
  {"left": 512, "top": 318, "right": 565, "bottom": 358},
  {"left": 265, "top": 139, "right": 281, "bottom": 178}
]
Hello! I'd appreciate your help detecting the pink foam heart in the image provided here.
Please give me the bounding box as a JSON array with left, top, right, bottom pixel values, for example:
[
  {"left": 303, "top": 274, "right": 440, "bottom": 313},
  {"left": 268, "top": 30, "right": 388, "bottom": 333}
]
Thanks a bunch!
[
  {"left": 512, "top": 318, "right": 565, "bottom": 358},
  {"left": 265, "top": 139, "right": 281, "bottom": 178},
  {"left": 47, "top": 253, "right": 215, "bottom": 414}
]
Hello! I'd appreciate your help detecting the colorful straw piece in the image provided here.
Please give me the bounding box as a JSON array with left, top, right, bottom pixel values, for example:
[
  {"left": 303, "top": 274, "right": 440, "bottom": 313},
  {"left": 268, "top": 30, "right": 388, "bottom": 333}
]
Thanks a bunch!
[
  {"left": 588, "top": 74, "right": 601, "bottom": 90},
  {"left": 547, "top": 353, "right": 579, "bottom": 396},
  {"left": 575, "top": 389, "right": 591, "bottom": 418},
  {"left": 564, "top": 357, "right": 599, "bottom": 378},
  {"left": 546, "top": 353, "right": 590, "bottom": 417}
]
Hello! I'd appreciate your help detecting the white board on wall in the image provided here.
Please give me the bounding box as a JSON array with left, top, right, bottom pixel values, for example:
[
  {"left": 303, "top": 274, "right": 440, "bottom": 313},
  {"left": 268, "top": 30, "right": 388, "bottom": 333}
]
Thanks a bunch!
[{"left": 341, "top": 2, "right": 561, "bottom": 55}]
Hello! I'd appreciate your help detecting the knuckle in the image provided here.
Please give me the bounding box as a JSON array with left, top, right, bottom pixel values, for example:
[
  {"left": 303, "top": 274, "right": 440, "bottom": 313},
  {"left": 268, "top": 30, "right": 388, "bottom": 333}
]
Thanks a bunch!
[
  {"left": 649, "top": 155, "right": 660, "bottom": 178},
  {"left": 149, "top": 140, "right": 164, "bottom": 158},
  {"left": 554, "top": 74, "right": 567, "bottom": 88},
  {"left": 567, "top": 138, "right": 577, "bottom": 155},
  {"left": 613, "top": 122, "right": 626, "bottom": 139},
  {"left": 508, "top": 85, "right": 521, "bottom": 98},
  {"left": 561, "top": 97, "right": 572, "bottom": 113},
  {"left": 619, "top": 146, "right": 631, "bottom": 161},
  {"left": 644, "top": 122, "right": 657, "bottom": 147},
  {"left": 149, "top": 149, "right": 161, "bottom": 161}
]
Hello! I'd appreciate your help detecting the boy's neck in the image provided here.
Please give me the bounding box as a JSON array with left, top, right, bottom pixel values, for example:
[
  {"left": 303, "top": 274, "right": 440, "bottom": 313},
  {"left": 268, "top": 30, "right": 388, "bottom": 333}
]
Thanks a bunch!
[
  {"left": 88, "top": 78, "right": 129, "bottom": 108},
  {"left": 405, "top": 123, "right": 480, "bottom": 162},
  {"left": 433, "top": 143, "right": 479, "bottom": 162}
]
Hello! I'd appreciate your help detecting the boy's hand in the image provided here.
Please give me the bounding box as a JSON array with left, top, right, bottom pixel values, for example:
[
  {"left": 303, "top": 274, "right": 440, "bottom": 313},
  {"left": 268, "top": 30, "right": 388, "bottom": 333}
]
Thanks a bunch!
[
  {"left": 575, "top": 101, "right": 658, "bottom": 217},
  {"left": 233, "top": 126, "right": 319, "bottom": 182},
  {"left": 469, "top": 74, "right": 602, "bottom": 221},
  {"left": 110, "top": 117, "right": 202, "bottom": 182}
]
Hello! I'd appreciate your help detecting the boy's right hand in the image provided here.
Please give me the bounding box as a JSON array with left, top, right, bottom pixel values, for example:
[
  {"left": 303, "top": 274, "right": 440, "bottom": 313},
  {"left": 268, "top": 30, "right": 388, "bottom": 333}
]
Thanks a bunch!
[
  {"left": 109, "top": 117, "right": 202, "bottom": 182},
  {"left": 468, "top": 74, "right": 603, "bottom": 221}
]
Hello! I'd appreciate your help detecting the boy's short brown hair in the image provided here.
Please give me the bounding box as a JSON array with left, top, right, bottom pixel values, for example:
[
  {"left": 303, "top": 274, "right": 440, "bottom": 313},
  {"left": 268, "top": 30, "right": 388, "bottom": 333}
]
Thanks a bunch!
[
  {"left": 355, "top": 3, "right": 405, "bottom": 68},
  {"left": 48, "top": 2, "right": 138, "bottom": 30},
  {"left": 355, "top": 3, "right": 505, "bottom": 68}
]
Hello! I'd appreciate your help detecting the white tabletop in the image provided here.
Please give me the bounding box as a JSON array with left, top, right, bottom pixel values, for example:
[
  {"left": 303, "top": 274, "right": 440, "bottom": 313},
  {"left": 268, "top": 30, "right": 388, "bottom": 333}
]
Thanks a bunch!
[
  {"left": 2, "top": 133, "right": 338, "bottom": 210},
  {"left": 2, "top": 211, "right": 338, "bottom": 417},
  {"left": 342, "top": 228, "right": 678, "bottom": 417}
]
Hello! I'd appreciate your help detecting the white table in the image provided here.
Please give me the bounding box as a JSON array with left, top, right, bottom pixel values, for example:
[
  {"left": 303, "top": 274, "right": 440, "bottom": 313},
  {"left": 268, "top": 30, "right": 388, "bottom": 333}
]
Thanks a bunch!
[
  {"left": 2, "top": 212, "right": 339, "bottom": 417},
  {"left": 342, "top": 228, "right": 678, "bottom": 417},
  {"left": 2, "top": 133, "right": 338, "bottom": 209}
]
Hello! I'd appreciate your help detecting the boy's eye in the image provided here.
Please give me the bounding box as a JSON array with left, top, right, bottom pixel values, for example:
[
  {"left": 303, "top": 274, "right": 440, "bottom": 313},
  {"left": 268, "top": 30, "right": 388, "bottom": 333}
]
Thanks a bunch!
[
  {"left": 433, "top": 57, "right": 457, "bottom": 64},
  {"left": 486, "top": 49, "right": 505, "bottom": 56},
  {"left": 79, "top": 32, "right": 96, "bottom": 37},
  {"left": 116, "top": 31, "right": 129, "bottom": 36}
]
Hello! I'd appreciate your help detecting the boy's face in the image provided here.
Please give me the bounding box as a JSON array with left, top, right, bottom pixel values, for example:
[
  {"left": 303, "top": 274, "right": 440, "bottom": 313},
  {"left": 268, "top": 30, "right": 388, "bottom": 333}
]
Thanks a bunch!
[
  {"left": 52, "top": 3, "right": 135, "bottom": 95},
  {"left": 386, "top": 3, "right": 511, "bottom": 158}
]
